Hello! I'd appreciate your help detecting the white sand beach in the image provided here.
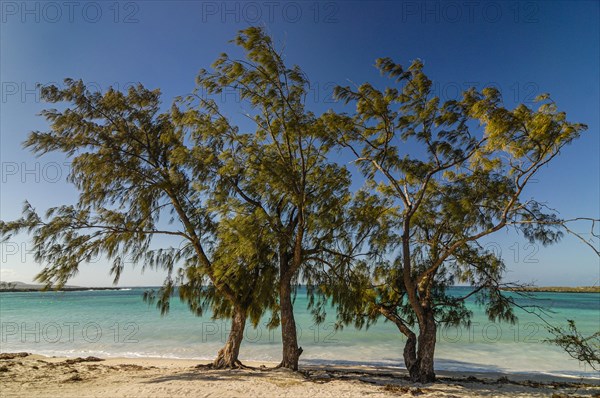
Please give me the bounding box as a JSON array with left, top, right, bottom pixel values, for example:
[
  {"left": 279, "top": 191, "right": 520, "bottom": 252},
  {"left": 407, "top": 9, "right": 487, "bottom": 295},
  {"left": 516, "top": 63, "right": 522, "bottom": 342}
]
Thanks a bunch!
[{"left": 1, "top": 353, "right": 598, "bottom": 397}]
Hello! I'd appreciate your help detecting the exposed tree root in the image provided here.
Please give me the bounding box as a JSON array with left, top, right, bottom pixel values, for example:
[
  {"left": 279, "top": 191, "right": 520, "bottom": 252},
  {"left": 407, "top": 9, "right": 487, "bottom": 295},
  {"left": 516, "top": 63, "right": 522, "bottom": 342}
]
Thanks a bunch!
[{"left": 195, "top": 360, "right": 256, "bottom": 370}]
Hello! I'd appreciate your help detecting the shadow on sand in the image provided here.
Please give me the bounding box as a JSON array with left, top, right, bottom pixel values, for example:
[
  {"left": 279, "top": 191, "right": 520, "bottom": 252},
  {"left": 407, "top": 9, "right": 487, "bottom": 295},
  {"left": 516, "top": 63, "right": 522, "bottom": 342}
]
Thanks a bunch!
[{"left": 141, "top": 360, "right": 599, "bottom": 397}]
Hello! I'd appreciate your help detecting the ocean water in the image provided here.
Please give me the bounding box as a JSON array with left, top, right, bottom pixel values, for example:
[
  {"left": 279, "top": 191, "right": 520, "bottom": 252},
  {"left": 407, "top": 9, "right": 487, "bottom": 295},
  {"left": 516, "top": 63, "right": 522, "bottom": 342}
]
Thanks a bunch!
[{"left": 1, "top": 287, "right": 598, "bottom": 378}]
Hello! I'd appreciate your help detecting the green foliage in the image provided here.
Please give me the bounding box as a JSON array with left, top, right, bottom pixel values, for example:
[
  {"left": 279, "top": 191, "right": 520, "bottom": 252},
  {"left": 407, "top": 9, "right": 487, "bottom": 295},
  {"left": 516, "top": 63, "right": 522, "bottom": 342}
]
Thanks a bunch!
[
  {"left": 546, "top": 320, "right": 600, "bottom": 371},
  {"left": 0, "top": 77, "right": 277, "bottom": 326},
  {"left": 196, "top": 27, "right": 354, "bottom": 309},
  {"left": 323, "top": 56, "right": 589, "bottom": 345}
]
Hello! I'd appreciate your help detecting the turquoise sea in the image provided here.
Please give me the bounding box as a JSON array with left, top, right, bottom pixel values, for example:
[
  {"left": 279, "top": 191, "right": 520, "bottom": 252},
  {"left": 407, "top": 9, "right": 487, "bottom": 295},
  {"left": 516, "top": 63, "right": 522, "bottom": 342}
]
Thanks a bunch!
[{"left": 1, "top": 287, "right": 598, "bottom": 378}]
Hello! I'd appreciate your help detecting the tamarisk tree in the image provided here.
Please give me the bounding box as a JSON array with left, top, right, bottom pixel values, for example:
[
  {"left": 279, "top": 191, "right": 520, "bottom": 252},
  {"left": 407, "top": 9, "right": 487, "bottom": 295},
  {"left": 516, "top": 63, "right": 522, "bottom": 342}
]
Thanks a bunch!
[
  {"left": 322, "top": 58, "right": 597, "bottom": 382},
  {"left": 196, "top": 27, "right": 353, "bottom": 370},
  {"left": 0, "top": 80, "right": 276, "bottom": 368}
]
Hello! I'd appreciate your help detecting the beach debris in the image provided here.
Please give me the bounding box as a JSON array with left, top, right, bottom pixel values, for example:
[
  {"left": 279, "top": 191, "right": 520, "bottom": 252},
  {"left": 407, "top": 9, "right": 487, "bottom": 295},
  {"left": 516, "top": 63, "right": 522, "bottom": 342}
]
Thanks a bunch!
[
  {"left": 383, "top": 384, "right": 409, "bottom": 393},
  {"left": 62, "top": 374, "right": 83, "bottom": 382},
  {"left": 0, "top": 352, "right": 29, "bottom": 360},
  {"left": 494, "top": 376, "right": 510, "bottom": 385},
  {"left": 64, "top": 356, "right": 104, "bottom": 364},
  {"left": 309, "top": 371, "right": 333, "bottom": 383},
  {"left": 382, "top": 384, "right": 426, "bottom": 395},
  {"left": 0, "top": 366, "right": 9, "bottom": 372}
]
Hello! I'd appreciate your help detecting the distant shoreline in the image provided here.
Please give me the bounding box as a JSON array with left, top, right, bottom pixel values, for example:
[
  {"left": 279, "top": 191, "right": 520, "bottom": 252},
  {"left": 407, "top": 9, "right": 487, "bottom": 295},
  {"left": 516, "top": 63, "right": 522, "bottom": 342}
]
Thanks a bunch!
[
  {"left": 0, "top": 280, "right": 136, "bottom": 292},
  {"left": 0, "top": 287, "right": 128, "bottom": 293},
  {"left": 2, "top": 285, "right": 598, "bottom": 293},
  {"left": 501, "top": 286, "right": 600, "bottom": 293}
]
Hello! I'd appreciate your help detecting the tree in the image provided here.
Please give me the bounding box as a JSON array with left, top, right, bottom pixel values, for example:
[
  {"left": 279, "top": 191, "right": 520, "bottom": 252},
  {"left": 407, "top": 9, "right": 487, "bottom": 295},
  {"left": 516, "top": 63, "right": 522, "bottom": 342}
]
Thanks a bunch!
[
  {"left": 0, "top": 80, "right": 277, "bottom": 368},
  {"left": 321, "top": 58, "right": 597, "bottom": 382},
  {"left": 196, "top": 27, "right": 353, "bottom": 370}
]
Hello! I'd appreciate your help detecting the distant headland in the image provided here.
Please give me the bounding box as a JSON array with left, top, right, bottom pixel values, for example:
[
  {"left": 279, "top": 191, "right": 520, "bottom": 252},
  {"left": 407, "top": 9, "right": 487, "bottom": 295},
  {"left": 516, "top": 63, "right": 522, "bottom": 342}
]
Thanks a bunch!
[
  {"left": 501, "top": 286, "right": 600, "bottom": 293},
  {"left": 2, "top": 281, "right": 598, "bottom": 293},
  {"left": 0, "top": 281, "right": 127, "bottom": 292}
]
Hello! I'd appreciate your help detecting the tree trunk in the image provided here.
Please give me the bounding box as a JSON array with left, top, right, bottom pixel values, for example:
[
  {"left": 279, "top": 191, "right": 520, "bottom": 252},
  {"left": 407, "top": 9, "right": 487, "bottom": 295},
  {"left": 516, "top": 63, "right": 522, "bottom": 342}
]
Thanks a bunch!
[
  {"left": 409, "top": 312, "right": 437, "bottom": 383},
  {"left": 379, "top": 307, "right": 420, "bottom": 378},
  {"left": 403, "top": 330, "right": 418, "bottom": 377},
  {"left": 212, "top": 305, "right": 246, "bottom": 369},
  {"left": 278, "top": 278, "right": 302, "bottom": 370}
]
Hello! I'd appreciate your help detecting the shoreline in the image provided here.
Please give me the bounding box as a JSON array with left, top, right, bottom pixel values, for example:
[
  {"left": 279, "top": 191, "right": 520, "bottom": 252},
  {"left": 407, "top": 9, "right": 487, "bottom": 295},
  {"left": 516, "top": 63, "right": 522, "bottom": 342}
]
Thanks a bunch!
[
  {"left": 501, "top": 286, "right": 600, "bottom": 293},
  {"left": 0, "top": 287, "right": 130, "bottom": 293},
  {"left": 1, "top": 352, "right": 598, "bottom": 397},
  {"left": 3, "top": 285, "right": 599, "bottom": 293}
]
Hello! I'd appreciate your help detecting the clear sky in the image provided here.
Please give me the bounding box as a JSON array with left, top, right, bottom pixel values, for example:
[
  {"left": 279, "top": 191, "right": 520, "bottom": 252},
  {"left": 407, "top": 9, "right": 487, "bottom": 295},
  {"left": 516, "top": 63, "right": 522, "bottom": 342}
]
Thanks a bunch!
[{"left": 1, "top": 0, "right": 598, "bottom": 287}]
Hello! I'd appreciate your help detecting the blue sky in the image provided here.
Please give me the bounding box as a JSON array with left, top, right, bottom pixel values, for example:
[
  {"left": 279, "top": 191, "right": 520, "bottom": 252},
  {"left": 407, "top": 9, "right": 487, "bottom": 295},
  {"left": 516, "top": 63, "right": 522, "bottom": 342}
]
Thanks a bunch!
[{"left": 1, "top": 0, "right": 598, "bottom": 286}]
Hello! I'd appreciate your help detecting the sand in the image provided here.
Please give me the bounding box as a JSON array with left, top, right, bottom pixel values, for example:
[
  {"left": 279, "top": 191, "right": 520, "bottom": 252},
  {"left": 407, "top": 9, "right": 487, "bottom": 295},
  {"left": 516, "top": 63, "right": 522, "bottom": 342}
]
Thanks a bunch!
[{"left": 0, "top": 353, "right": 598, "bottom": 397}]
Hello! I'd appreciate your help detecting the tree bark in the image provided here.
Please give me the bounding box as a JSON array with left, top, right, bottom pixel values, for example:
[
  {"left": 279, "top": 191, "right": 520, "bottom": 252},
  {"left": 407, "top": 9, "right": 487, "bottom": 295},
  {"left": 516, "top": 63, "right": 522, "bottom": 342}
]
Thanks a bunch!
[
  {"left": 278, "top": 277, "right": 302, "bottom": 370},
  {"left": 380, "top": 308, "right": 419, "bottom": 379},
  {"left": 212, "top": 305, "right": 247, "bottom": 369},
  {"left": 410, "top": 312, "right": 437, "bottom": 383},
  {"left": 403, "top": 330, "right": 418, "bottom": 377},
  {"left": 387, "top": 307, "right": 436, "bottom": 382}
]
